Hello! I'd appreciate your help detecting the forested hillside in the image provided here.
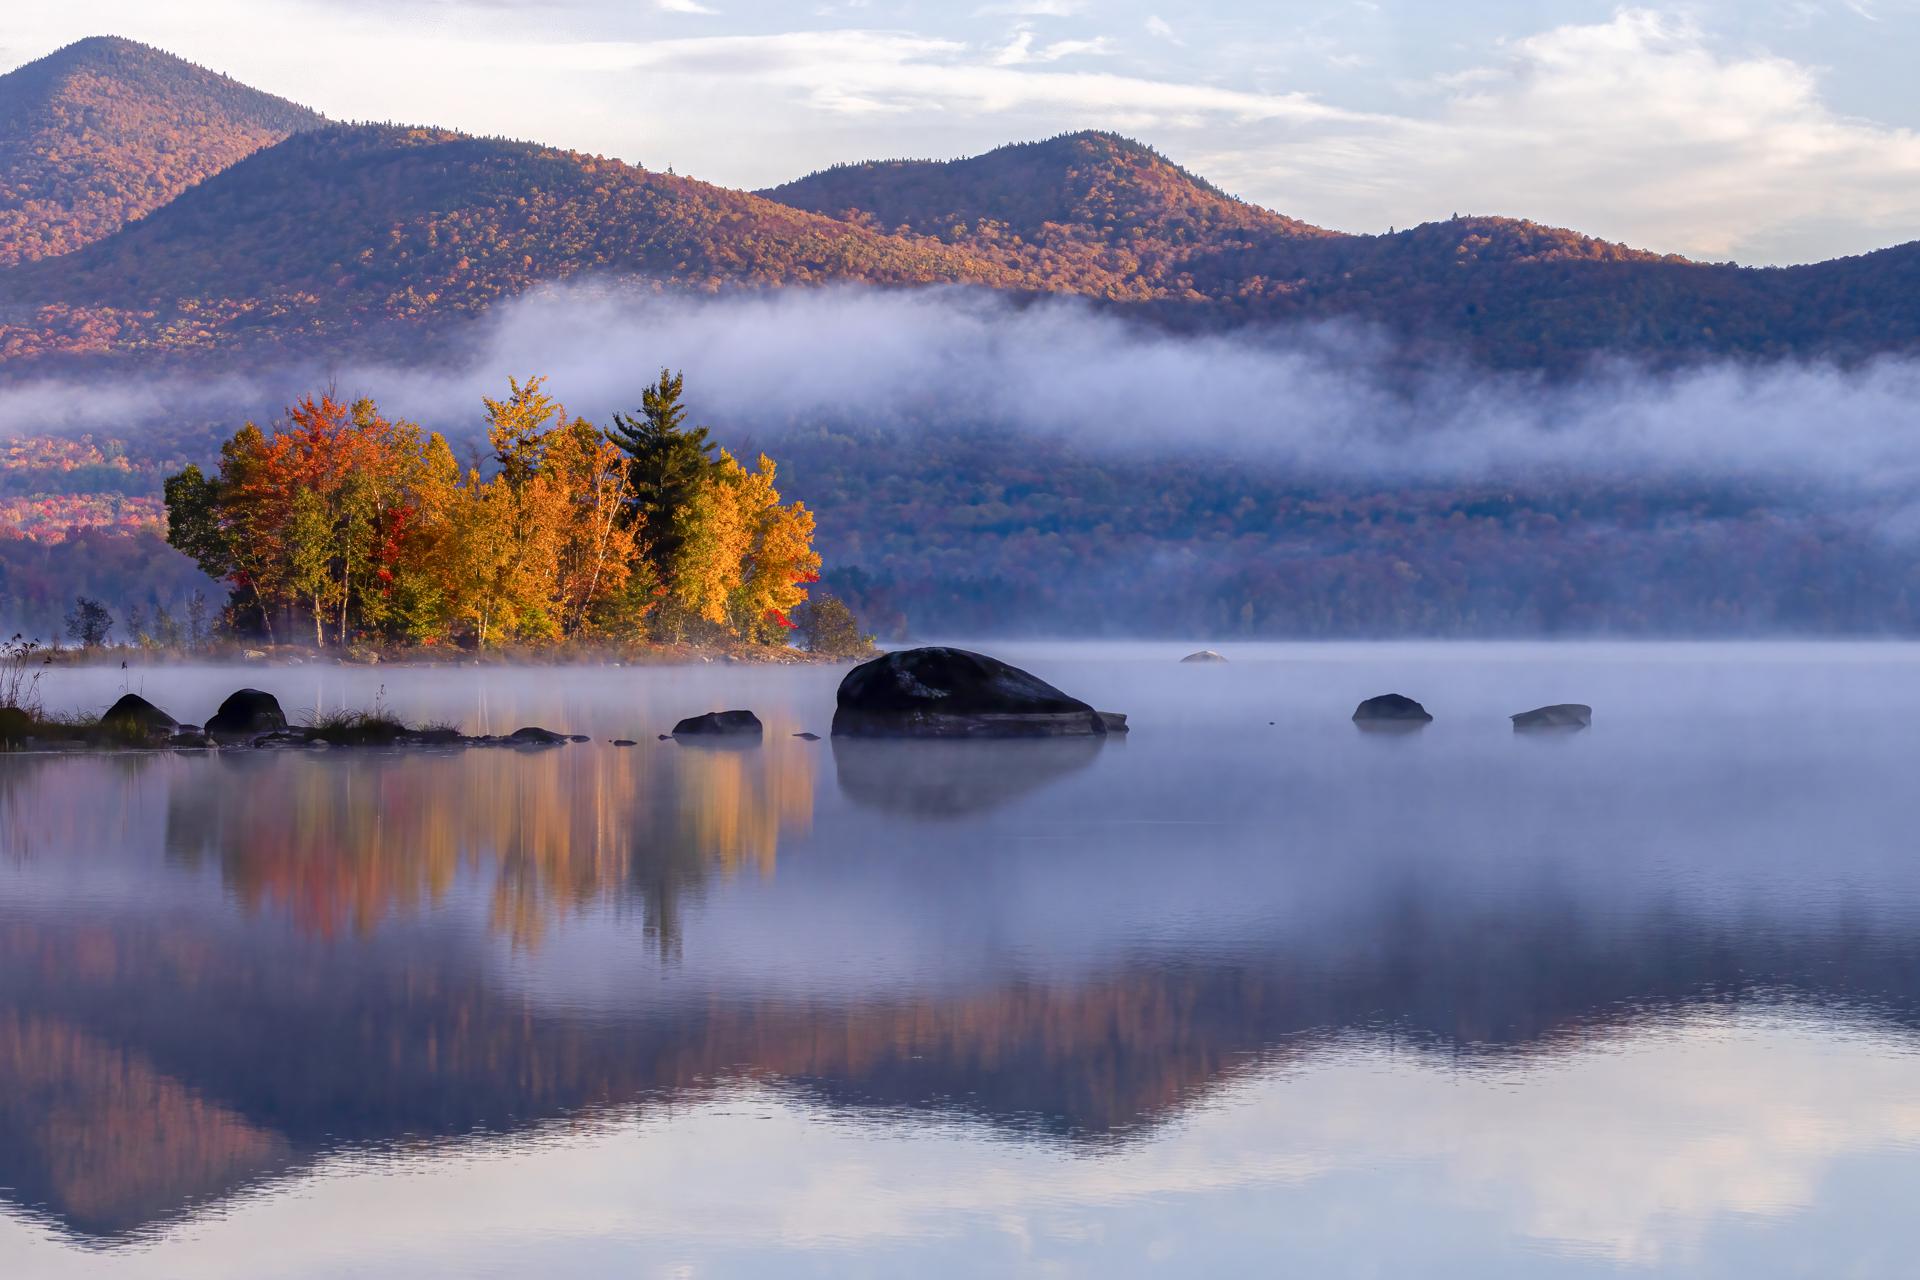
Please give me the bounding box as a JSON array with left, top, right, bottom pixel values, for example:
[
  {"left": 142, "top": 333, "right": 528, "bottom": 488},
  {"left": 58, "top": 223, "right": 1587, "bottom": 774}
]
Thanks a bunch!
[
  {"left": 0, "top": 36, "right": 322, "bottom": 267},
  {"left": 0, "top": 123, "right": 1039, "bottom": 360},
  {"left": 6, "top": 38, "right": 1920, "bottom": 641}
]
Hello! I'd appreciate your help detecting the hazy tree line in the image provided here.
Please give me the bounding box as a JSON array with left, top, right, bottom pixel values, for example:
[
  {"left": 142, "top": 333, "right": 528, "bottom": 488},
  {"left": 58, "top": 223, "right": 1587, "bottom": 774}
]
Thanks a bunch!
[{"left": 162, "top": 371, "right": 834, "bottom": 650}]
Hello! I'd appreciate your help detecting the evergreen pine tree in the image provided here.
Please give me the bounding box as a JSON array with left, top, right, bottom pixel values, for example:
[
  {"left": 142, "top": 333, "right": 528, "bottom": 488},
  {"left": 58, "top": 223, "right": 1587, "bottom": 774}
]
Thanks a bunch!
[{"left": 608, "top": 368, "right": 719, "bottom": 578}]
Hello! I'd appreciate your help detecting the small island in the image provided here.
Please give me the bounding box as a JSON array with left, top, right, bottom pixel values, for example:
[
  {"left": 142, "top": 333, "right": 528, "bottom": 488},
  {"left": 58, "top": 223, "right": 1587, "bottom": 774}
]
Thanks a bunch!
[{"left": 147, "top": 369, "right": 872, "bottom": 661}]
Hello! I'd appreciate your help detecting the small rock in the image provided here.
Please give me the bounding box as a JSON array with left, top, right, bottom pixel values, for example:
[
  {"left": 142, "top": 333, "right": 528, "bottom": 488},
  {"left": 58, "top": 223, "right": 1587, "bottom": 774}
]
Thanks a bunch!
[
  {"left": 206, "top": 689, "right": 288, "bottom": 741},
  {"left": 167, "top": 731, "right": 213, "bottom": 749},
  {"left": 611, "top": 739, "right": 637, "bottom": 747},
  {"left": 0, "top": 706, "right": 35, "bottom": 745},
  {"left": 1181, "top": 650, "right": 1228, "bottom": 664},
  {"left": 567, "top": 734, "right": 591, "bottom": 743},
  {"left": 1513, "top": 704, "right": 1592, "bottom": 732},
  {"left": 793, "top": 732, "right": 821, "bottom": 741},
  {"left": 1353, "top": 694, "right": 1433, "bottom": 725},
  {"left": 507, "top": 726, "right": 568, "bottom": 746},
  {"left": 658, "top": 734, "right": 671, "bottom": 741},
  {"left": 673, "top": 710, "right": 764, "bottom": 737},
  {"left": 101, "top": 693, "right": 178, "bottom": 737}
]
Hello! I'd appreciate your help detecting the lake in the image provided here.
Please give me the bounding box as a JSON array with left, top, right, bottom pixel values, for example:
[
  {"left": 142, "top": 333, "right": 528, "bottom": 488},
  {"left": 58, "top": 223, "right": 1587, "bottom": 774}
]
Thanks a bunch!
[{"left": 4, "top": 643, "right": 1920, "bottom": 1277}]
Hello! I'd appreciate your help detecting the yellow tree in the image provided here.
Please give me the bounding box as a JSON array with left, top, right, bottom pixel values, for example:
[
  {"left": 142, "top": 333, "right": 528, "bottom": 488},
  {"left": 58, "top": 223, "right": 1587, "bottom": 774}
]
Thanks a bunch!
[
  {"left": 728, "top": 454, "right": 820, "bottom": 642},
  {"left": 544, "top": 417, "right": 643, "bottom": 637},
  {"left": 670, "top": 450, "right": 820, "bottom": 643}
]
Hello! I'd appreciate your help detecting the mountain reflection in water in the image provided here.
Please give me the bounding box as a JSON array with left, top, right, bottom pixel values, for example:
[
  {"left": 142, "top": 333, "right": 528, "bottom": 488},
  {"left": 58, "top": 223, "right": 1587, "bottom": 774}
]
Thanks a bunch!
[{"left": 4, "top": 647, "right": 1920, "bottom": 1275}]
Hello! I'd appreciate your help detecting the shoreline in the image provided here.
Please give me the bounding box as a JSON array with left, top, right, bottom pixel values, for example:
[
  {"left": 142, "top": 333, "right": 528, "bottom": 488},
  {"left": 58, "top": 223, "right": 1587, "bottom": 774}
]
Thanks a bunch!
[{"left": 26, "top": 641, "right": 856, "bottom": 670}]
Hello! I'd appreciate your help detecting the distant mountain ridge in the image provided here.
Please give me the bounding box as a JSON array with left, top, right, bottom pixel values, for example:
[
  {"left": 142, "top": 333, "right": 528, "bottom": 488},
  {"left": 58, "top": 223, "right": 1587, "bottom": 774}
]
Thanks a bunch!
[
  {"left": 0, "top": 36, "right": 323, "bottom": 267},
  {"left": 1, "top": 37, "right": 1918, "bottom": 370},
  {"left": 761, "top": 131, "right": 1339, "bottom": 299}
]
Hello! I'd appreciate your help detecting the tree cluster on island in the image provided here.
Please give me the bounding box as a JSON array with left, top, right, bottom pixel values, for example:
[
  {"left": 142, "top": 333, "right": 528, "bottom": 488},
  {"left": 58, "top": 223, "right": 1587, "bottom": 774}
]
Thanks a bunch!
[{"left": 160, "top": 370, "right": 868, "bottom": 654}]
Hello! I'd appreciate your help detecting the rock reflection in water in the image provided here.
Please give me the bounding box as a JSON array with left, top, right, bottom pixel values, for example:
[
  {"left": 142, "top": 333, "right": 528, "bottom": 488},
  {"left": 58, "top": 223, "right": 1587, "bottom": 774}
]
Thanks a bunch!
[{"left": 831, "top": 735, "right": 1106, "bottom": 818}]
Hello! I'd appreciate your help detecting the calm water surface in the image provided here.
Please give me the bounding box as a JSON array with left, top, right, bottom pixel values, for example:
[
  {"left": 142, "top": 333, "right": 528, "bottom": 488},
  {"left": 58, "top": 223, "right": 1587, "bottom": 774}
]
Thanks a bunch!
[{"left": 4, "top": 643, "right": 1920, "bottom": 1277}]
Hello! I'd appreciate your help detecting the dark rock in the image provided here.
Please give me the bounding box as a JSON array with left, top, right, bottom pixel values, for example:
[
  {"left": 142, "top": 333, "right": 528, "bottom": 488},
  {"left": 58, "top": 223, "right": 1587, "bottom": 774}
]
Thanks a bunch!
[
  {"left": 1095, "top": 711, "right": 1130, "bottom": 734},
  {"left": 832, "top": 647, "right": 1122, "bottom": 739},
  {"left": 672, "top": 710, "right": 764, "bottom": 737},
  {"left": 1353, "top": 694, "right": 1433, "bottom": 724},
  {"left": 1513, "top": 704, "right": 1593, "bottom": 732},
  {"left": 168, "top": 731, "right": 213, "bottom": 749},
  {"left": 658, "top": 734, "right": 671, "bottom": 741},
  {"left": 1181, "top": 650, "right": 1228, "bottom": 663},
  {"left": 568, "top": 734, "right": 591, "bottom": 743},
  {"left": 0, "top": 706, "right": 32, "bottom": 745},
  {"left": 101, "top": 693, "right": 178, "bottom": 737},
  {"left": 611, "top": 739, "right": 638, "bottom": 747},
  {"left": 507, "top": 726, "right": 568, "bottom": 746},
  {"left": 793, "top": 732, "right": 822, "bottom": 741},
  {"left": 205, "top": 689, "right": 287, "bottom": 741}
]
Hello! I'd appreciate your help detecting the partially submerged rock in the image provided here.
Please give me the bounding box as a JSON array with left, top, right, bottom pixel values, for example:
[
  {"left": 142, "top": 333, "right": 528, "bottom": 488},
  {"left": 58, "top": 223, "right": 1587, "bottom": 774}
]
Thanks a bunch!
[
  {"left": 100, "top": 693, "right": 178, "bottom": 739},
  {"left": 1512, "top": 704, "right": 1592, "bottom": 732},
  {"left": 832, "top": 647, "right": 1126, "bottom": 739},
  {"left": 205, "top": 689, "right": 287, "bottom": 741},
  {"left": 1353, "top": 694, "right": 1433, "bottom": 726},
  {"left": 0, "top": 706, "right": 31, "bottom": 745},
  {"left": 611, "top": 739, "right": 637, "bottom": 747},
  {"left": 672, "top": 710, "right": 764, "bottom": 737},
  {"left": 506, "top": 726, "right": 568, "bottom": 746},
  {"left": 793, "top": 732, "right": 822, "bottom": 741},
  {"left": 1181, "top": 650, "right": 1228, "bottom": 664}
]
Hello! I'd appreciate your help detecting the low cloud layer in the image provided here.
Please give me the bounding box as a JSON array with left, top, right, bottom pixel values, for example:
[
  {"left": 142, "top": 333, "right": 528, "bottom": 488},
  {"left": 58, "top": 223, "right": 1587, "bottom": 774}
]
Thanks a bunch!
[{"left": 8, "top": 285, "right": 1920, "bottom": 503}]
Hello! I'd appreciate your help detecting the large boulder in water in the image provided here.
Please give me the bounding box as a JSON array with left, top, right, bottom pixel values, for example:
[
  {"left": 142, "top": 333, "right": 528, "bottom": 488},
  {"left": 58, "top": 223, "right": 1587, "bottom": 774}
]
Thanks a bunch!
[
  {"left": 205, "top": 688, "right": 287, "bottom": 741},
  {"left": 833, "top": 647, "right": 1124, "bottom": 739},
  {"left": 100, "top": 693, "right": 178, "bottom": 738},
  {"left": 673, "top": 710, "right": 764, "bottom": 738},
  {"left": 1353, "top": 694, "right": 1433, "bottom": 725},
  {"left": 1513, "top": 703, "right": 1592, "bottom": 732}
]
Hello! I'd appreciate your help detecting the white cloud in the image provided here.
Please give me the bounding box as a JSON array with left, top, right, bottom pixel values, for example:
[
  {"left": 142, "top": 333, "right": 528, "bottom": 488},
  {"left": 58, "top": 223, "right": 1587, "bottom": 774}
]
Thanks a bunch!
[
  {"left": 654, "top": 0, "right": 718, "bottom": 14},
  {"left": 993, "top": 27, "right": 1115, "bottom": 66},
  {"left": 613, "top": 30, "right": 1364, "bottom": 124},
  {"left": 1208, "top": 9, "right": 1920, "bottom": 262},
  {"left": 1144, "top": 15, "right": 1179, "bottom": 43}
]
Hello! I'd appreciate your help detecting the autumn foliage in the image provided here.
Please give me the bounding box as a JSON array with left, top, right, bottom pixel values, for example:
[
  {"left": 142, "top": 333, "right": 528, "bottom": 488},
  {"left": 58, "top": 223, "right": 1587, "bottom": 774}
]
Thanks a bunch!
[{"left": 162, "top": 373, "right": 820, "bottom": 648}]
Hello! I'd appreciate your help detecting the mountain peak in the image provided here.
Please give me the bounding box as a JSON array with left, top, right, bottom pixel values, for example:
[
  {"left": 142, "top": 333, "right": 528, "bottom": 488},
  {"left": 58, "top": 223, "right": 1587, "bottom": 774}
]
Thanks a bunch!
[
  {"left": 0, "top": 36, "right": 323, "bottom": 266},
  {"left": 760, "top": 130, "right": 1333, "bottom": 298}
]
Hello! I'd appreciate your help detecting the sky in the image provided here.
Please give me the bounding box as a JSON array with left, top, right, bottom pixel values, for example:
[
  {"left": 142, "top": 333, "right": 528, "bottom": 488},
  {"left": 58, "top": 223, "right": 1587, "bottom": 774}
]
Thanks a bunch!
[{"left": 2, "top": 1, "right": 1918, "bottom": 264}]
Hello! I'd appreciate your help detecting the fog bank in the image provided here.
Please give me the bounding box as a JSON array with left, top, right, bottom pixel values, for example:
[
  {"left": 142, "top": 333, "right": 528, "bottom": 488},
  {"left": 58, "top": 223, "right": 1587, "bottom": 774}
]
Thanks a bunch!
[{"left": 6, "top": 283, "right": 1920, "bottom": 492}]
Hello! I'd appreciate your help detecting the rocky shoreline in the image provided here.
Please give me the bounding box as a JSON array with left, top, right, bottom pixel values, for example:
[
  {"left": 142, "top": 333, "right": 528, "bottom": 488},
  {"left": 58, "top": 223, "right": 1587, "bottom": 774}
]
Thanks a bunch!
[{"left": 1, "top": 647, "right": 1596, "bottom": 755}]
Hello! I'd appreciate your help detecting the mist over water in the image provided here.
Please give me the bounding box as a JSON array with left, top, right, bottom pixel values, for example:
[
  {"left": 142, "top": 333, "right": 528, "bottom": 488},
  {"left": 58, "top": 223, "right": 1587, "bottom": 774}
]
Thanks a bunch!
[{"left": 6, "top": 644, "right": 1920, "bottom": 1276}]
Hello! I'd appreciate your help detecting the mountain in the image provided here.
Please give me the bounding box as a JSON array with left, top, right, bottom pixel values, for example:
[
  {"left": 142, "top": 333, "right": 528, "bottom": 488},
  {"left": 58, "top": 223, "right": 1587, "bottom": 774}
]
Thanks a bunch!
[
  {"left": 766, "top": 131, "right": 1920, "bottom": 366},
  {"left": 762, "top": 130, "right": 1337, "bottom": 299},
  {"left": 0, "top": 36, "right": 324, "bottom": 267},
  {"left": 0, "top": 123, "right": 1035, "bottom": 359},
  {"left": 0, "top": 42, "right": 1917, "bottom": 372}
]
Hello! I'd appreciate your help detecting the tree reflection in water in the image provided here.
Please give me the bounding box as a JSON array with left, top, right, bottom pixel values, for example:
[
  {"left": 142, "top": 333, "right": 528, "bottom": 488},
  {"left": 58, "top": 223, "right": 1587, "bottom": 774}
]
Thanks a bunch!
[{"left": 161, "top": 741, "right": 814, "bottom": 955}]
